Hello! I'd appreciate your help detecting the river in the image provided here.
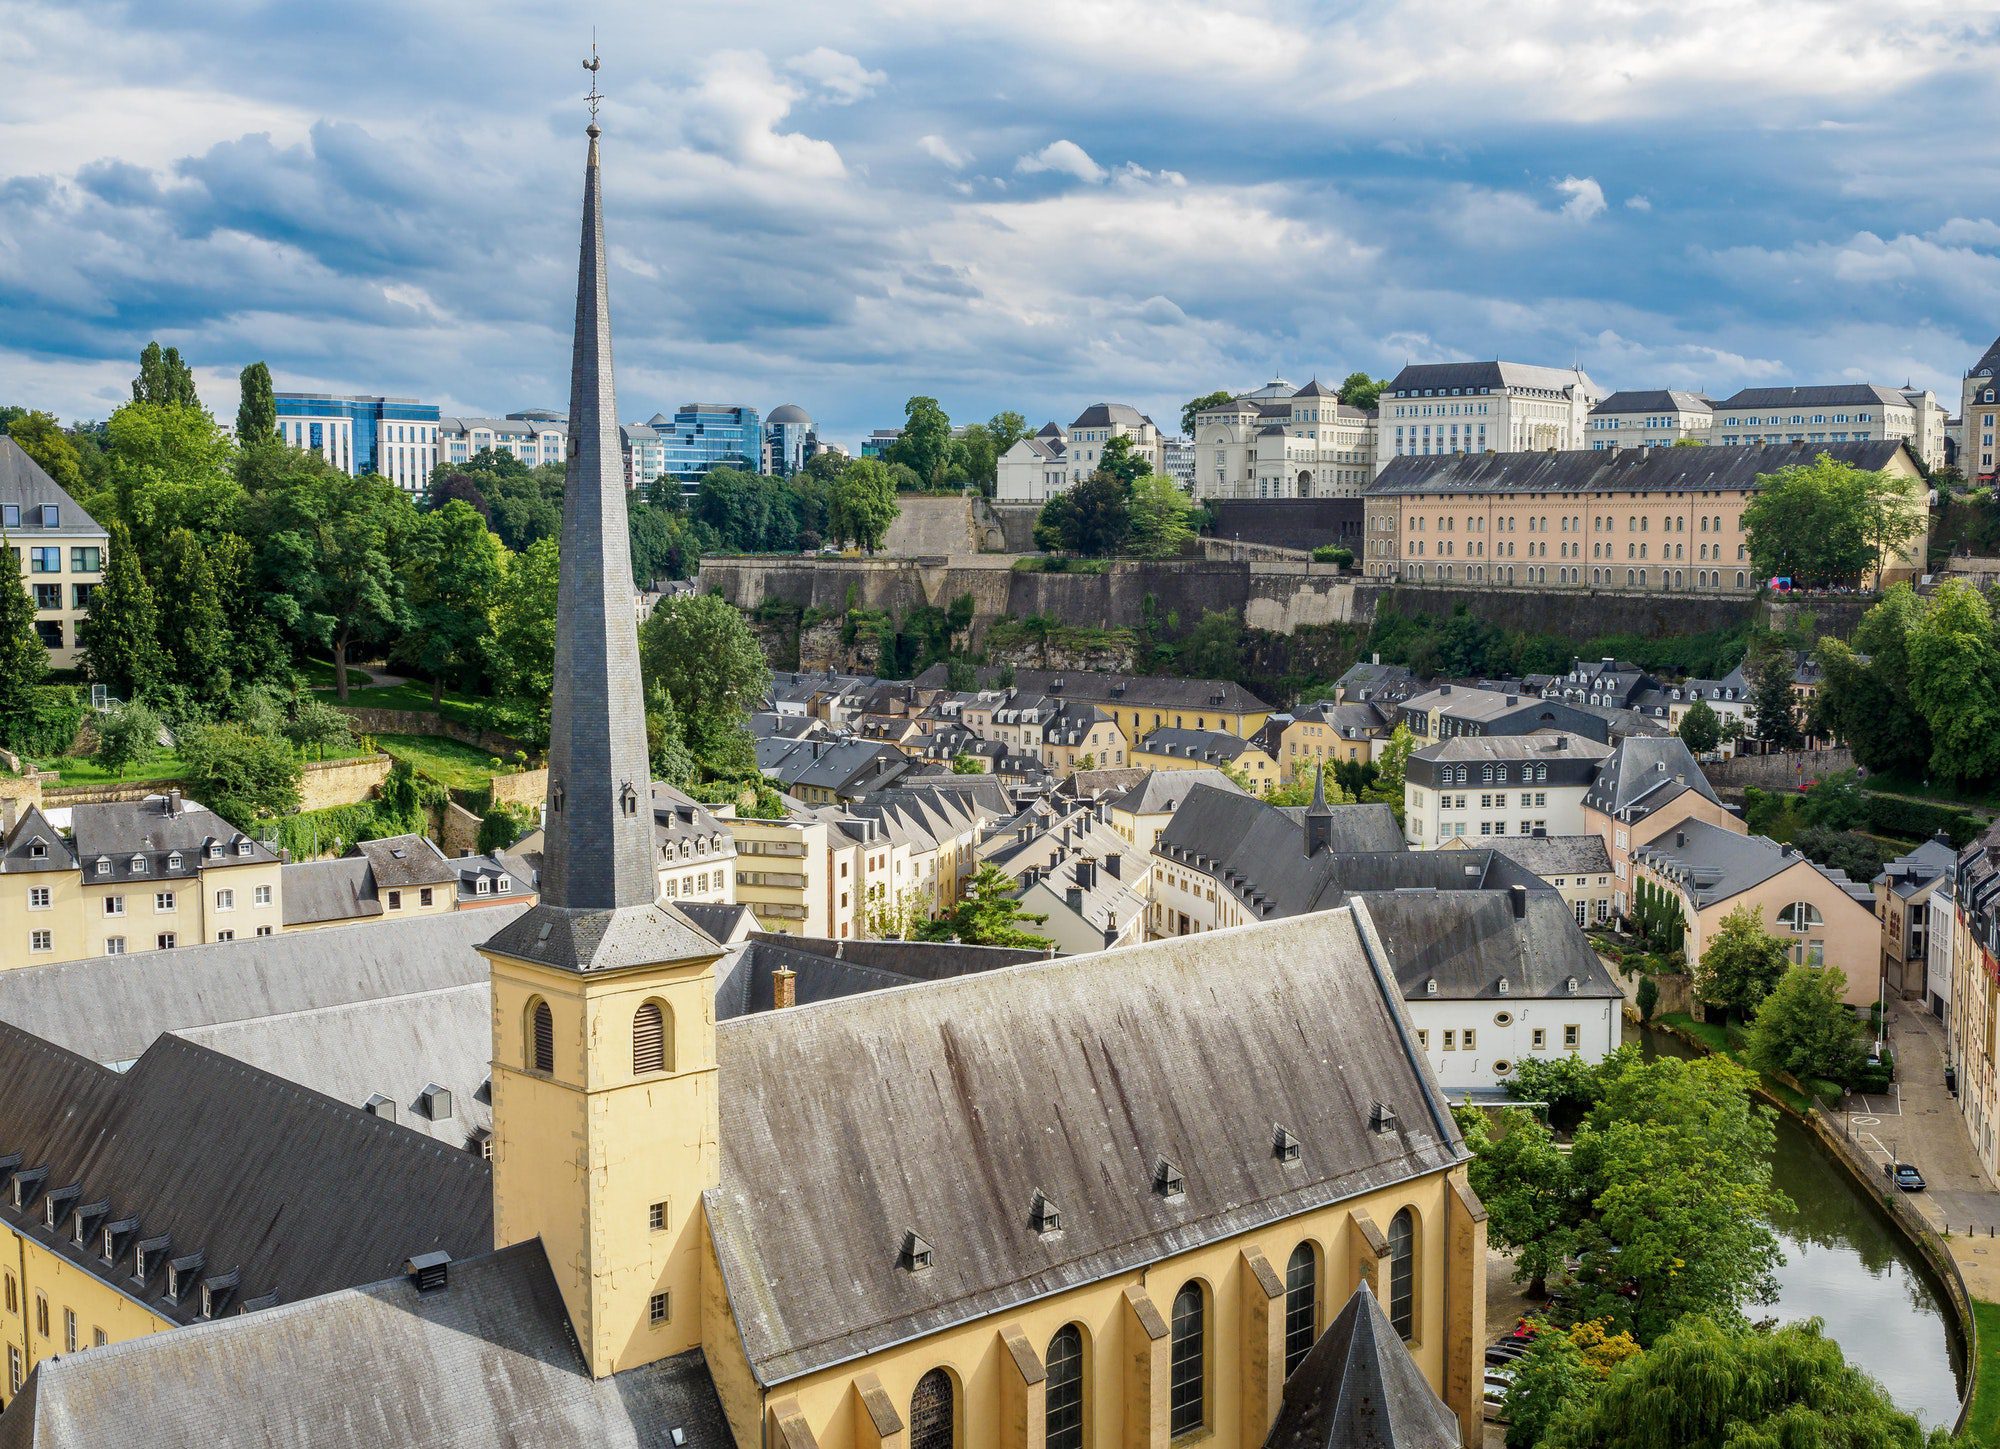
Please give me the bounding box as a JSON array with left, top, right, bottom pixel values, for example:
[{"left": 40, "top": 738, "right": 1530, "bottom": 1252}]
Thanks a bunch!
[{"left": 1638, "top": 1026, "right": 1964, "bottom": 1427}]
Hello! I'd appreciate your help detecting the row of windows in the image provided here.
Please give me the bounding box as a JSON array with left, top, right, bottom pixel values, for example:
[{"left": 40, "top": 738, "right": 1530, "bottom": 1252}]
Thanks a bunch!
[
  {"left": 1418, "top": 1024, "right": 1583, "bottom": 1051},
  {"left": 29, "top": 925, "right": 276, "bottom": 954},
  {"left": 897, "top": 1222, "right": 1417, "bottom": 1448},
  {"left": 26, "top": 883, "right": 274, "bottom": 914}
]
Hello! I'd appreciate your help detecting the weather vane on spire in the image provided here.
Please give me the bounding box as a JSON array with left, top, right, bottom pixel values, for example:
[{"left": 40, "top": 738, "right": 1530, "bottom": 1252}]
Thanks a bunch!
[{"left": 583, "top": 33, "right": 603, "bottom": 126}]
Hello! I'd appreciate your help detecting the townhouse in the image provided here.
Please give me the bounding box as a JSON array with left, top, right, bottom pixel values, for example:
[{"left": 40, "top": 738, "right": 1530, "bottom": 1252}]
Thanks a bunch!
[
  {"left": 1874, "top": 836, "right": 1957, "bottom": 1006},
  {"left": 0, "top": 439, "right": 107, "bottom": 670},
  {"left": 1581, "top": 736, "right": 1741, "bottom": 918},
  {"left": 1439, "top": 833, "right": 1616, "bottom": 928},
  {"left": 1964, "top": 335, "right": 2000, "bottom": 483},
  {"left": 1131, "top": 727, "right": 1281, "bottom": 794},
  {"left": 1402, "top": 732, "right": 1612, "bottom": 847}
]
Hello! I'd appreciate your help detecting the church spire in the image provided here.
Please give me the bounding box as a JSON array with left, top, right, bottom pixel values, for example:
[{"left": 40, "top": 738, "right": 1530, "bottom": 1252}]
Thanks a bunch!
[{"left": 536, "top": 97, "right": 659, "bottom": 913}]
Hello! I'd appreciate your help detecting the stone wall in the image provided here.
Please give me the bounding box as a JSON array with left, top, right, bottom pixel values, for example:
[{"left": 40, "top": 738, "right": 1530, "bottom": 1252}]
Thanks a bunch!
[
  {"left": 339, "top": 707, "right": 535, "bottom": 760},
  {"left": 299, "top": 753, "right": 394, "bottom": 811},
  {"left": 1204, "top": 498, "right": 1363, "bottom": 550},
  {"left": 1704, "top": 747, "right": 1856, "bottom": 792},
  {"left": 881, "top": 494, "right": 978, "bottom": 557},
  {"left": 440, "top": 801, "right": 483, "bottom": 857},
  {"left": 488, "top": 767, "right": 549, "bottom": 808}
]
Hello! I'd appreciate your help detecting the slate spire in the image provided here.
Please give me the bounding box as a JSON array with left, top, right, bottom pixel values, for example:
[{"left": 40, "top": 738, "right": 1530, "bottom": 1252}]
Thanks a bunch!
[
  {"left": 1303, "top": 763, "right": 1334, "bottom": 858},
  {"left": 537, "top": 116, "right": 659, "bottom": 912}
]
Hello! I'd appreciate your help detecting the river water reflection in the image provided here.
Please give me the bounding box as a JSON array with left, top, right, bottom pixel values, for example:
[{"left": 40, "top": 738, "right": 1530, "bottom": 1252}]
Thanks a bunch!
[{"left": 1636, "top": 1026, "right": 1963, "bottom": 1427}]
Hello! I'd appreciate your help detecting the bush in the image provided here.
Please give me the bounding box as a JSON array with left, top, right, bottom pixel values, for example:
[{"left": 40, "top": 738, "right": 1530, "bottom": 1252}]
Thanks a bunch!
[
  {"left": 477, "top": 801, "right": 537, "bottom": 855},
  {"left": 1791, "top": 824, "right": 1895, "bottom": 880},
  {"left": 1310, "top": 545, "right": 1354, "bottom": 567},
  {"left": 13, "top": 685, "right": 87, "bottom": 758},
  {"left": 1861, "top": 792, "right": 1982, "bottom": 847},
  {"left": 1636, "top": 976, "right": 1659, "bottom": 1023}
]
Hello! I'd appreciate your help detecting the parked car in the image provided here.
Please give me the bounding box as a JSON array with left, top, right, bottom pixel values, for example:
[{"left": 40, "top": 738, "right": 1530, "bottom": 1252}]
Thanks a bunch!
[
  {"left": 1484, "top": 1371, "right": 1515, "bottom": 1421},
  {"left": 1890, "top": 1162, "right": 1926, "bottom": 1192}
]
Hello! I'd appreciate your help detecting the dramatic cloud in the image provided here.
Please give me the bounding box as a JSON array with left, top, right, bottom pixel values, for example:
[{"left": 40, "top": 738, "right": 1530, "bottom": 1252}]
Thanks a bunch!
[
  {"left": 1, "top": 0, "right": 1997, "bottom": 442},
  {"left": 1014, "top": 140, "right": 1107, "bottom": 184}
]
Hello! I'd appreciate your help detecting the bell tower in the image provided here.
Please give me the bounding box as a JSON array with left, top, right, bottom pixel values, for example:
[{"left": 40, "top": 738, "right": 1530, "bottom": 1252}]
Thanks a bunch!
[{"left": 482, "top": 71, "right": 723, "bottom": 1380}]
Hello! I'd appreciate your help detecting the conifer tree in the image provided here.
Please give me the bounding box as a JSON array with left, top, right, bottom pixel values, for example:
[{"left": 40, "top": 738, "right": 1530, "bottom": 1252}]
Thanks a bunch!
[
  {"left": 157, "top": 527, "right": 232, "bottom": 709},
  {"left": 236, "top": 361, "right": 276, "bottom": 440},
  {"left": 77, "top": 521, "right": 161, "bottom": 698},
  {"left": 0, "top": 548, "right": 48, "bottom": 749}
]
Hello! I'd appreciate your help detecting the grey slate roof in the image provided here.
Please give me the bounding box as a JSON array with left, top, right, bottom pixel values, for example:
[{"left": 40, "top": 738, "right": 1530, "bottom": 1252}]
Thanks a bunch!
[
  {"left": 706, "top": 907, "right": 1464, "bottom": 1385},
  {"left": 279, "top": 856, "right": 380, "bottom": 925},
  {"left": 1582, "top": 736, "right": 1721, "bottom": 821},
  {"left": 1262, "top": 1281, "right": 1461, "bottom": 1449},
  {"left": 1635, "top": 819, "right": 1870, "bottom": 908},
  {"left": 0, "top": 437, "right": 105, "bottom": 535},
  {"left": 1877, "top": 837, "right": 1958, "bottom": 898},
  {"left": 713, "top": 933, "right": 1042, "bottom": 1017},
  {"left": 355, "top": 833, "right": 459, "bottom": 889},
  {"left": 1975, "top": 335, "right": 2000, "bottom": 378},
  {"left": 1107, "top": 766, "right": 1246, "bottom": 816},
  {"left": 1138, "top": 726, "right": 1257, "bottom": 763},
  {"left": 1385, "top": 360, "right": 1598, "bottom": 397},
  {"left": 0, "top": 1022, "right": 492, "bottom": 1327},
  {"left": 0, "top": 807, "right": 73, "bottom": 874},
  {"left": 1070, "top": 402, "right": 1149, "bottom": 429},
  {"left": 482, "top": 900, "right": 720, "bottom": 975},
  {"left": 0, "top": 1243, "right": 731, "bottom": 1449},
  {"left": 0, "top": 908, "right": 515, "bottom": 1067},
  {"left": 914, "top": 663, "right": 1270, "bottom": 715},
  {"left": 68, "top": 795, "right": 278, "bottom": 881},
  {"left": 1474, "top": 833, "right": 1613, "bottom": 880},
  {"left": 1711, "top": 384, "right": 1911, "bottom": 410},
  {"left": 1365, "top": 439, "right": 1909, "bottom": 497},
  {"left": 1591, "top": 389, "right": 1711, "bottom": 416},
  {"left": 1354, "top": 890, "right": 1621, "bottom": 1002}
]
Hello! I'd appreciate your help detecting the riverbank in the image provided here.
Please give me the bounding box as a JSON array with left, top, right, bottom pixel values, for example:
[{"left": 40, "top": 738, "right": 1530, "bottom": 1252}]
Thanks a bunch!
[{"left": 1647, "top": 1010, "right": 1989, "bottom": 1436}]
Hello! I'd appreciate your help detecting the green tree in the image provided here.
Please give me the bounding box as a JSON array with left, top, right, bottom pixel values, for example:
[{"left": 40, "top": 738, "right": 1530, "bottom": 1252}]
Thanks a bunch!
[
  {"left": 951, "top": 753, "right": 986, "bottom": 774},
  {"left": 399, "top": 500, "right": 507, "bottom": 706},
  {"left": 94, "top": 699, "right": 162, "bottom": 777},
  {"left": 156, "top": 527, "right": 232, "bottom": 712},
  {"left": 947, "top": 423, "right": 999, "bottom": 494},
  {"left": 645, "top": 685, "right": 698, "bottom": 789},
  {"left": 1457, "top": 1107, "right": 1580, "bottom": 1298},
  {"left": 1568, "top": 1054, "right": 1787, "bottom": 1341},
  {"left": 1540, "top": 1315, "right": 1952, "bottom": 1449},
  {"left": 828, "top": 458, "right": 900, "bottom": 552},
  {"left": 490, "top": 536, "right": 560, "bottom": 712},
  {"left": 1034, "top": 471, "right": 1130, "bottom": 555},
  {"left": 1095, "top": 434, "right": 1150, "bottom": 486},
  {"left": 1507, "top": 1049, "right": 1629, "bottom": 1133},
  {"left": 101, "top": 401, "right": 240, "bottom": 567},
  {"left": 283, "top": 697, "right": 355, "bottom": 760},
  {"left": 250, "top": 463, "right": 413, "bottom": 699},
  {"left": 1742, "top": 453, "right": 1878, "bottom": 587},
  {"left": 0, "top": 560, "right": 47, "bottom": 749},
  {"left": 1362, "top": 724, "right": 1416, "bottom": 820},
  {"left": 638, "top": 591, "right": 773, "bottom": 771},
  {"left": 987, "top": 411, "right": 1028, "bottom": 453},
  {"left": 1675, "top": 697, "right": 1721, "bottom": 755},
  {"left": 131, "top": 340, "right": 200, "bottom": 407},
  {"left": 4, "top": 411, "right": 84, "bottom": 493},
  {"left": 1180, "top": 390, "right": 1235, "bottom": 437},
  {"left": 477, "top": 801, "right": 538, "bottom": 855},
  {"left": 1750, "top": 965, "right": 1867, "bottom": 1089},
  {"left": 1697, "top": 902, "right": 1791, "bottom": 1019},
  {"left": 915, "top": 863, "right": 1052, "bottom": 948},
  {"left": 76, "top": 520, "right": 160, "bottom": 697},
  {"left": 1126, "top": 474, "right": 1195, "bottom": 559},
  {"left": 1908, "top": 578, "right": 2000, "bottom": 783},
  {"left": 1336, "top": 372, "right": 1389, "bottom": 412},
  {"left": 176, "top": 722, "right": 302, "bottom": 829},
  {"left": 1177, "top": 609, "right": 1241, "bottom": 680},
  {"left": 1857, "top": 466, "right": 1924, "bottom": 587},
  {"left": 887, "top": 396, "right": 952, "bottom": 486},
  {"left": 235, "top": 361, "right": 276, "bottom": 442},
  {"left": 1797, "top": 769, "right": 1865, "bottom": 830},
  {"left": 1749, "top": 652, "right": 1801, "bottom": 748},
  {"left": 1504, "top": 1326, "right": 1600, "bottom": 1449}
]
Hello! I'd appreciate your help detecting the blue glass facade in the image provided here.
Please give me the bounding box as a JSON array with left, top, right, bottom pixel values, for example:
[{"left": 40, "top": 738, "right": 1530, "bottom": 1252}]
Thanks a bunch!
[
  {"left": 657, "top": 404, "right": 761, "bottom": 489},
  {"left": 274, "top": 393, "right": 441, "bottom": 481}
]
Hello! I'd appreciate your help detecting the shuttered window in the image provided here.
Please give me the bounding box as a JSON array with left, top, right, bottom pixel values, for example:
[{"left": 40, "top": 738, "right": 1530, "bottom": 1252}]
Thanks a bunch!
[
  {"left": 529, "top": 1001, "right": 554, "bottom": 1073},
  {"left": 633, "top": 1002, "right": 667, "bottom": 1074}
]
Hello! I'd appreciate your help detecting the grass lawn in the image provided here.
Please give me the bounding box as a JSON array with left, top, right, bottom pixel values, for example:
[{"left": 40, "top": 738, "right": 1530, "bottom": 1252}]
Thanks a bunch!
[
  {"left": 319, "top": 678, "right": 491, "bottom": 730},
  {"left": 376, "top": 733, "right": 519, "bottom": 793},
  {"left": 34, "top": 753, "right": 188, "bottom": 786},
  {"left": 1968, "top": 1299, "right": 2000, "bottom": 1442},
  {"left": 299, "top": 658, "right": 375, "bottom": 691}
]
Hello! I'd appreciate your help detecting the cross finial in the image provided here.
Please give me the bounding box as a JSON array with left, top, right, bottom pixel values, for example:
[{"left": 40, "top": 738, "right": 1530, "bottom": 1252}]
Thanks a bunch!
[{"left": 583, "top": 33, "right": 604, "bottom": 131}]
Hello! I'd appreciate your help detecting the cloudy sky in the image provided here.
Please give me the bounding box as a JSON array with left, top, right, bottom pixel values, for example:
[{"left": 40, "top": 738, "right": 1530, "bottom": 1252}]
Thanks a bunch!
[{"left": 3, "top": 1, "right": 1998, "bottom": 448}]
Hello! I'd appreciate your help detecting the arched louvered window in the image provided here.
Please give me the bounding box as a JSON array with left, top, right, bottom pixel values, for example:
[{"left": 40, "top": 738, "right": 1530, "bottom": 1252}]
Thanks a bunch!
[
  {"left": 1046, "top": 1324, "right": 1085, "bottom": 1449},
  {"left": 1387, "top": 1208, "right": 1416, "bottom": 1340},
  {"left": 633, "top": 1001, "right": 669, "bottom": 1075},
  {"left": 1284, "top": 1241, "right": 1318, "bottom": 1376},
  {"left": 910, "top": 1368, "right": 955, "bottom": 1449},
  {"left": 1169, "top": 1280, "right": 1205, "bottom": 1435},
  {"left": 528, "top": 999, "right": 554, "bottom": 1074}
]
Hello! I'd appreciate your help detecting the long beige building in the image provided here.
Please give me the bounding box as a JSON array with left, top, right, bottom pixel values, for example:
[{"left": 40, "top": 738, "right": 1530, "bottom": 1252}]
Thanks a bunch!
[
  {"left": 1361, "top": 439, "right": 1927, "bottom": 594},
  {"left": 1710, "top": 385, "right": 1948, "bottom": 472},
  {"left": 1965, "top": 334, "right": 2000, "bottom": 484}
]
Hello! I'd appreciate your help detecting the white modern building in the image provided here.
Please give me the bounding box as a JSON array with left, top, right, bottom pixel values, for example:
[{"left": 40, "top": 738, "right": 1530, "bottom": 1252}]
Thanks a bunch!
[
  {"left": 621, "top": 422, "right": 667, "bottom": 490},
  {"left": 274, "top": 392, "right": 440, "bottom": 494},
  {"left": 1191, "top": 379, "right": 1375, "bottom": 499},
  {"left": 993, "top": 405, "right": 1164, "bottom": 502},
  {"left": 1710, "top": 384, "right": 1949, "bottom": 471},
  {"left": 1374, "top": 360, "right": 1601, "bottom": 474},
  {"left": 438, "top": 412, "right": 568, "bottom": 470},
  {"left": 1586, "top": 390, "right": 1713, "bottom": 450}
]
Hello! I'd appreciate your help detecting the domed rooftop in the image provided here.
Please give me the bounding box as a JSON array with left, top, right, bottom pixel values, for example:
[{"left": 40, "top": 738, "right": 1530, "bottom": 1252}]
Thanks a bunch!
[{"left": 766, "top": 403, "right": 813, "bottom": 427}]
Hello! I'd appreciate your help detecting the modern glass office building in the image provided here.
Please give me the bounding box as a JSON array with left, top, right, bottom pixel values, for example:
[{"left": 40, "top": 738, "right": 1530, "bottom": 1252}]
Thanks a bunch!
[
  {"left": 647, "top": 404, "right": 762, "bottom": 490},
  {"left": 274, "top": 393, "right": 442, "bottom": 494}
]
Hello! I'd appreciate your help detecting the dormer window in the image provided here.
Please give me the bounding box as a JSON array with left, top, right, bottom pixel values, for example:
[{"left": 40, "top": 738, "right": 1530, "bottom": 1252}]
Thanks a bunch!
[
  {"left": 495, "top": 875, "right": 510, "bottom": 892},
  {"left": 1153, "top": 1157, "right": 1185, "bottom": 1200},
  {"left": 166, "top": 852, "right": 182, "bottom": 870},
  {"left": 236, "top": 839, "right": 252, "bottom": 856},
  {"left": 1030, "top": 1190, "right": 1061, "bottom": 1235},
  {"left": 900, "top": 1229, "right": 932, "bottom": 1273},
  {"left": 1273, "top": 1126, "right": 1302, "bottom": 1164},
  {"left": 1497, "top": 978, "right": 1510, "bottom": 995},
  {"left": 27, "top": 840, "right": 46, "bottom": 860},
  {"left": 1425, "top": 978, "right": 1438, "bottom": 995},
  {"left": 206, "top": 842, "right": 222, "bottom": 859},
  {"left": 94, "top": 857, "right": 108, "bottom": 875},
  {"left": 130, "top": 855, "right": 146, "bottom": 873},
  {"left": 620, "top": 782, "right": 639, "bottom": 816},
  {"left": 475, "top": 875, "right": 491, "bottom": 896}
]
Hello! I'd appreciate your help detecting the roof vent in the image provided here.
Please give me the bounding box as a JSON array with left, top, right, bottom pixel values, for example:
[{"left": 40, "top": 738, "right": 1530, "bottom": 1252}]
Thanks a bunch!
[
  {"left": 900, "top": 1229, "right": 933, "bottom": 1272},
  {"left": 1497, "top": 977, "right": 1510, "bottom": 994},
  {"left": 1566, "top": 975, "right": 1580, "bottom": 994},
  {"left": 1370, "top": 1102, "right": 1399, "bottom": 1135},
  {"left": 1273, "top": 1125, "right": 1302, "bottom": 1164},
  {"left": 364, "top": 1093, "right": 398, "bottom": 1122},
  {"left": 1153, "top": 1157, "right": 1185, "bottom": 1200},
  {"left": 1425, "top": 977, "right": 1438, "bottom": 995},
  {"left": 1030, "top": 1190, "right": 1062, "bottom": 1235},
  {"left": 419, "top": 1084, "right": 453, "bottom": 1121},
  {"left": 404, "top": 1251, "right": 451, "bottom": 1293}
]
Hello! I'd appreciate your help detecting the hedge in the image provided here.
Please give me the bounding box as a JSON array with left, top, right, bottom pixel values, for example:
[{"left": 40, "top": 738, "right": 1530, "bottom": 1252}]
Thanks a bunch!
[{"left": 1861, "top": 793, "right": 1984, "bottom": 848}]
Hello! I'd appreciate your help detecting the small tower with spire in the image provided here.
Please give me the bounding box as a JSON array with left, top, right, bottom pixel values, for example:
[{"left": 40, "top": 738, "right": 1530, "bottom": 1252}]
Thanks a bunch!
[
  {"left": 482, "top": 65, "right": 723, "bottom": 1380},
  {"left": 1303, "top": 763, "right": 1335, "bottom": 857}
]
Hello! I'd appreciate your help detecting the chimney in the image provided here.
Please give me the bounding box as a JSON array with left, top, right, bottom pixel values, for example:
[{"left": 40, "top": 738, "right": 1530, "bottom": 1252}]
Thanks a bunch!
[
  {"left": 1509, "top": 883, "right": 1527, "bottom": 919},
  {"left": 1675, "top": 830, "right": 1687, "bottom": 848},
  {"left": 1102, "top": 853, "right": 1121, "bottom": 879},
  {"left": 165, "top": 788, "right": 183, "bottom": 815},
  {"left": 1075, "top": 857, "right": 1098, "bottom": 890},
  {"left": 1553, "top": 736, "right": 1567, "bottom": 749},
  {"left": 1371, "top": 652, "right": 1381, "bottom": 665},
  {"left": 1439, "top": 684, "right": 1451, "bottom": 696},
  {"left": 1066, "top": 884, "right": 1085, "bottom": 913},
  {"left": 772, "top": 966, "right": 796, "bottom": 1010},
  {"left": 1505, "top": 694, "right": 1518, "bottom": 707}
]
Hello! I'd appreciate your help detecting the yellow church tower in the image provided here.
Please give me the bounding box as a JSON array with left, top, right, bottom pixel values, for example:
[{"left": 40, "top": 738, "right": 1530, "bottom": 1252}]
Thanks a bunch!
[{"left": 482, "top": 83, "right": 723, "bottom": 1381}]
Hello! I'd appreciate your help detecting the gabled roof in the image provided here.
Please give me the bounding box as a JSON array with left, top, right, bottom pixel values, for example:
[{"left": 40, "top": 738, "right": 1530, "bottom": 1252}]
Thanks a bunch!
[
  {"left": 0, "top": 1022, "right": 492, "bottom": 1326},
  {"left": 0, "top": 1243, "right": 732, "bottom": 1449},
  {"left": 0, "top": 806, "right": 74, "bottom": 873},
  {"left": 1138, "top": 726, "right": 1257, "bottom": 763},
  {"left": 280, "top": 855, "right": 381, "bottom": 925},
  {"left": 1354, "top": 890, "right": 1622, "bottom": 1002},
  {"left": 1262, "top": 1281, "right": 1462, "bottom": 1449},
  {"left": 1582, "top": 735, "right": 1722, "bottom": 821},
  {"left": 1108, "top": 766, "right": 1246, "bottom": 816},
  {"left": 1591, "top": 389, "right": 1712, "bottom": 416},
  {"left": 706, "top": 907, "right": 1464, "bottom": 1385},
  {"left": 1071, "top": 402, "right": 1149, "bottom": 430},
  {"left": 1711, "top": 384, "right": 1911, "bottom": 410},
  {"left": 1365, "top": 440, "right": 1910, "bottom": 498},
  {"left": 1634, "top": 819, "right": 1867, "bottom": 909},
  {"left": 0, "top": 436, "right": 106, "bottom": 535},
  {"left": 1469, "top": 833, "right": 1612, "bottom": 880},
  {"left": 355, "top": 834, "right": 459, "bottom": 889},
  {"left": 1974, "top": 336, "right": 2000, "bottom": 379},
  {"left": 1384, "top": 360, "right": 1598, "bottom": 397},
  {"left": 68, "top": 796, "right": 278, "bottom": 880},
  {"left": 1152, "top": 785, "right": 1408, "bottom": 917}
]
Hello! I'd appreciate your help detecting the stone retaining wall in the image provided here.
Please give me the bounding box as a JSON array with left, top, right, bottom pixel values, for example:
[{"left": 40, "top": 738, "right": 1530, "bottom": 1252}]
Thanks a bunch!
[
  {"left": 488, "top": 767, "right": 549, "bottom": 807},
  {"left": 1704, "top": 747, "right": 1856, "bottom": 791},
  {"left": 298, "top": 753, "right": 393, "bottom": 811},
  {"left": 338, "top": 707, "right": 535, "bottom": 759}
]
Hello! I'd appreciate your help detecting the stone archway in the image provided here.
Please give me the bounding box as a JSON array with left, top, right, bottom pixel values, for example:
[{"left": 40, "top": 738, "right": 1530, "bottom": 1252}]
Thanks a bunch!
[{"left": 1297, "top": 470, "right": 1312, "bottom": 497}]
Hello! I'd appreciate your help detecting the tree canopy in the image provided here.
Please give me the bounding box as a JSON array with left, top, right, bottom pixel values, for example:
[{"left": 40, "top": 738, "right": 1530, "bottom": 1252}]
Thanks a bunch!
[
  {"left": 1750, "top": 965, "right": 1867, "bottom": 1089},
  {"left": 1742, "top": 454, "right": 1918, "bottom": 588},
  {"left": 1337, "top": 372, "right": 1389, "bottom": 411},
  {"left": 236, "top": 361, "right": 276, "bottom": 441},
  {"left": 1697, "top": 902, "right": 1792, "bottom": 1019},
  {"left": 887, "top": 395, "right": 952, "bottom": 486},
  {"left": 915, "top": 863, "right": 1052, "bottom": 948},
  {"left": 1034, "top": 470, "right": 1131, "bottom": 555},
  {"left": 638, "top": 591, "right": 772, "bottom": 773},
  {"left": 1180, "top": 390, "right": 1234, "bottom": 437}
]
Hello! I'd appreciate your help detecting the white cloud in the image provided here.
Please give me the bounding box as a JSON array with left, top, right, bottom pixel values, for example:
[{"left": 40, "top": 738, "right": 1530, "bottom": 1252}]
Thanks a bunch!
[
  {"left": 1625, "top": 194, "right": 1652, "bottom": 212},
  {"left": 680, "top": 50, "right": 846, "bottom": 181},
  {"left": 1014, "top": 139, "right": 1106, "bottom": 184},
  {"left": 1933, "top": 217, "right": 2000, "bottom": 248},
  {"left": 1114, "top": 162, "right": 1188, "bottom": 188},
  {"left": 919, "top": 134, "right": 971, "bottom": 170},
  {"left": 1555, "top": 175, "right": 1606, "bottom": 222},
  {"left": 785, "top": 47, "right": 886, "bottom": 104}
]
